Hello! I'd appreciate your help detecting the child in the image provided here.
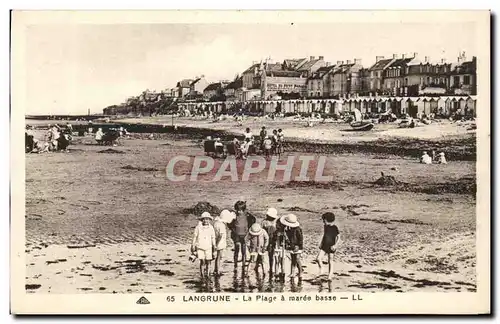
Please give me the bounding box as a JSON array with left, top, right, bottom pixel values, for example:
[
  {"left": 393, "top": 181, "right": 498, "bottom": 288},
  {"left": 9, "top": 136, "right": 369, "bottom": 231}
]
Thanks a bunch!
[
  {"left": 438, "top": 152, "right": 447, "bottom": 164},
  {"left": 245, "top": 223, "right": 269, "bottom": 275},
  {"left": 420, "top": 151, "right": 432, "bottom": 164},
  {"left": 273, "top": 218, "right": 286, "bottom": 280},
  {"left": 227, "top": 201, "right": 256, "bottom": 270},
  {"left": 241, "top": 138, "right": 252, "bottom": 160},
  {"left": 259, "top": 126, "right": 267, "bottom": 151},
  {"left": 280, "top": 214, "right": 303, "bottom": 279},
  {"left": 214, "top": 137, "right": 224, "bottom": 157},
  {"left": 316, "top": 212, "right": 341, "bottom": 280},
  {"left": 213, "top": 209, "right": 235, "bottom": 276},
  {"left": 261, "top": 208, "right": 279, "bottom": 275},
  {"left": 263, "top": 136, "right": 273, "bottom": 159},
  {"left": 277, "top": 129, "right": 284, "bottom": 154},
  {"left": 191, "top": 212, "right": 216, "bottom": 279}
]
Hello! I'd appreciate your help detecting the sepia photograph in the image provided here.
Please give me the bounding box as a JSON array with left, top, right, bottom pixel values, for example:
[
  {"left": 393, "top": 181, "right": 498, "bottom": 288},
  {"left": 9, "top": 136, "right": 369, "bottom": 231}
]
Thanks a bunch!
[{"left": 10, "top": 10, "right": 490, "bottom": 314}]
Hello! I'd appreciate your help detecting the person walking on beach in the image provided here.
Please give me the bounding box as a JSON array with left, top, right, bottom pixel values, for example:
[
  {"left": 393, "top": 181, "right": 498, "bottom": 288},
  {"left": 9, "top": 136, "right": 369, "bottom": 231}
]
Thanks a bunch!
[
  {"left": 262, "top": 208, "right": 279, "bottom": 275},
  {"left": 213, "top": 210, "right": 235, "bottom": 276},
  {"left": 259, "top": 126, "right": 267, "bottom": 151},
  {"left": 191, "top": 212, "right": 216, "bottom": 279},
  {"left": 316, "top": 212, "right": 341, "bottom": 280},
  {"left": 228, "top": 201, "right": 256, "bottom": 271},
  {"left": 280, "top": 214, "right": 304, "bottom": 279},
  {"left": 245, "top": 223, "right": 269, "bottom": 275}
]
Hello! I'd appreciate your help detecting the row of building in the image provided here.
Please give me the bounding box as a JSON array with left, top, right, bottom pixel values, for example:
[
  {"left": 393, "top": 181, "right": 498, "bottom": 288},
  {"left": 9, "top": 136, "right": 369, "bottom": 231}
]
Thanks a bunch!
[
  {"left": 102, "top": 51, "right": 477, "bottom": 116},
  {"left": 165, "top": 51, "right": 476, "bottom": 102}
]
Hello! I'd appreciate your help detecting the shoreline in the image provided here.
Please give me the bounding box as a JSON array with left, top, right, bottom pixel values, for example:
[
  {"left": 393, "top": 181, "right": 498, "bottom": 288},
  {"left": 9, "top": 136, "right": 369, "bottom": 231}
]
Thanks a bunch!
[{"left": 26, "top": 116, "right": 477, "bottom": 160}]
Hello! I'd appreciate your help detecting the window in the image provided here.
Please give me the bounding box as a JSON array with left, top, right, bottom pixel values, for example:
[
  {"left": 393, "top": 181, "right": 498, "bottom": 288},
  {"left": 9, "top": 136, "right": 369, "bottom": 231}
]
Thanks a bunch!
[
  {"left": 454, "top": 76, "right": 460, "bottom": 86},
  {"left": 464, "top": 75, "right": 470, "bottom": 85}
]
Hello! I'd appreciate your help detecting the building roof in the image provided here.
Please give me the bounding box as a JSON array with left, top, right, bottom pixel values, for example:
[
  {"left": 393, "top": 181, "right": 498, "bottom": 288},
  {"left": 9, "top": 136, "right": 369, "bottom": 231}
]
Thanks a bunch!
[
  {"left": 297, "top": 59, "right": 322, "bottom": 71},
  {"left": 177, "top": 79, "right": 194, "bottom": 88},
  {"left": 309, "top": 65, "right": 337, "bottom": 79},
  {"left": 265, "top": 63, "right": 283, "bottom": 71},
  {"left": 204, "top": 83, "right": 222, "bottom": 92},
  {"left": 225, "top": 77, "right": 243, "bottom": 90},
  {"left": 385, "top": 58, "right": 414, "bottom": 69},
  {"left": 242, "top": 63, "right": 260, "bottom": 74},
  {"left": 369, "top": 58, "right": 394, "bottom": 71},
  {"left": 283, "top": 58, "right": 307, "bottom": 69}
]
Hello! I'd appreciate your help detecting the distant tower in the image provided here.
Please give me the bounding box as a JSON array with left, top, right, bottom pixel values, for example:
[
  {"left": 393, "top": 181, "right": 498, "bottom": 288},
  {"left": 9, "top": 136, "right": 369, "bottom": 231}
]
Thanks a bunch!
[{"left": 88, "top": 108, "right": 90, "bottom": 116}]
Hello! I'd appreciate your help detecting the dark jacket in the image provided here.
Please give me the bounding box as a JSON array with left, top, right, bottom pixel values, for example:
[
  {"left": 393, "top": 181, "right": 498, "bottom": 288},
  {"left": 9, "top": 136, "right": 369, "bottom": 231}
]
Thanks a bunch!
[
  {"left": 284, "top": 227, "right": 304, "bottom": 251},
  {"left": 228, "top": 211, "right": 256, "bottom": 239}
]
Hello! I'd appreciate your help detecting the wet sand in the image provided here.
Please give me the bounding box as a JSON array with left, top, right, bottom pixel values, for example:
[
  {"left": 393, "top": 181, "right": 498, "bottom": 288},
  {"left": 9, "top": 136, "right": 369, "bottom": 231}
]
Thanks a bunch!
[{"left": 25, "top": 136, "right": 476, "bottom": 293}]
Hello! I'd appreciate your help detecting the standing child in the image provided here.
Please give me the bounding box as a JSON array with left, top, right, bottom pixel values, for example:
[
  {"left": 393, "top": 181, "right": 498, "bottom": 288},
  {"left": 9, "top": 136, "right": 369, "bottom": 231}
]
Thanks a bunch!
[
  {"left": 263, "top": 136, "right": 273, "bottom": 159},
  {"left": 213, "top": 209, "right": 235, "bottom": 276},
  {"left": 261, "top": 208, "right": 279, "bottom": 276},
  {"left": 277, "top": 129, "right": 284, "bottom": 154},
  {"left": 245, "top": 223, "right": 269, "bottom": 275},
  {"left": 191, "top": 212, "right": 216, "bottom": 279},
  {"left": 280, "top": 214, "right": 303, "bottom": 279},
  {"left": 315, "top": 212, "right": 341, "bottom": 280},
  {"left": 273, "top": 218, "right": 286, "bottom": 280}
]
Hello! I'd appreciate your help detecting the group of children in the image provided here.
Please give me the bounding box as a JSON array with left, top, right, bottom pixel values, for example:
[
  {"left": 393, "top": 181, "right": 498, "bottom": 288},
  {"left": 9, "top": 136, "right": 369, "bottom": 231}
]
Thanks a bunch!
[
  {"left": 190, "top": 202, "right": 341, "bottom": 281},
  {"left": 420, "top": 150, "right": 447, "bottom": 164}
]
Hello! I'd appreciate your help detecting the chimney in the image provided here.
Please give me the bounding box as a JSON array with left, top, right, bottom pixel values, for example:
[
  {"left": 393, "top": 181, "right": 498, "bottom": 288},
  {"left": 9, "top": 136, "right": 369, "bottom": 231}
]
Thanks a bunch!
[
  {"left": 402, "top": 54, "right": 406, "bottom": 59},
  {"left": 376, "top": 56, "right": 384, "bottom": 63},
  {"left": 413, "top": 52, "right": 418, "bottom": 58},
  {"left": 310, "top": 56, "right": 315, "bottom": 60},
  {"left": 319, "top": 56, "right": 324, "bottom": 60},
  {"left": 393, "top": 54, "right": 399, "bottom": 59},
  {"left": 354, "top": 58, "right": 361, "bottom": 65},
  {"left": 337, "top": 60, "right": 342, "bottom": 65},
  {"left": 424, "top": 56, "right": 430, "bottom": 63},
  {"left": 441, "top": 58, "right": 446, "bottom": 64},
  {"left": 325, "top": 62, "right": 331, "bottom": 66},
  {"left": 346, "top": 60, "right": 352, "bottom": 64}
]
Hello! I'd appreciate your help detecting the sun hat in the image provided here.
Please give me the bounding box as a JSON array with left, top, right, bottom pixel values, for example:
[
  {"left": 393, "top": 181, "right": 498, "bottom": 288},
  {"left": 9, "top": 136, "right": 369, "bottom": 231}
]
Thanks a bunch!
[
  {"left": 219, "top": 209, "right": 236, "bottom": 223},
  {"left": 249, "top": 223, "right": 264, "bottom": 236},
  {"left": 280, "top": 214, "right": 300, "bottom": 228},
  {"left": 266, "top": 208, "right": 278, "bottom": 219},
  {"left": 200, "top": 212, "right": 213, "bottom": 220}
]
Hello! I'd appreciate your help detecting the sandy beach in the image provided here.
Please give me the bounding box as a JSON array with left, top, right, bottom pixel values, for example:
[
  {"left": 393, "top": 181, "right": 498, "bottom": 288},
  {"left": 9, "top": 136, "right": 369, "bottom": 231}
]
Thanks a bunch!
[{"left": 25, "top": 130, "right": 476, "bottom": 294}]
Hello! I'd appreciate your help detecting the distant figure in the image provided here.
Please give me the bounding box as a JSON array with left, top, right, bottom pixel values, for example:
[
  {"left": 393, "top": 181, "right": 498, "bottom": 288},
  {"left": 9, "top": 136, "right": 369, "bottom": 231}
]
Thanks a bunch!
[
  {"left": 438, "top": 152, "right": 447, "bottom": 164},
  {"left": 259, "top": 126, "right": 267, "bottom": 150},
  {"left": 95, "top": 128, "right": 104, "bottom": 144},
  {"left": 420, "top": 151, "right": 432, "bottom": 164},
  {"left": 244, "top": 127, "right": 254, "bottom": 144}
]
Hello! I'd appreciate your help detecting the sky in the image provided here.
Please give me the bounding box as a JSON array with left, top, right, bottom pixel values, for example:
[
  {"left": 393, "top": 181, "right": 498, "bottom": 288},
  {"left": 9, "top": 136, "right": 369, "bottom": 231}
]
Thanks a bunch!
[{"left": 23, "top": 22, "right": 477, "bottom": 115}]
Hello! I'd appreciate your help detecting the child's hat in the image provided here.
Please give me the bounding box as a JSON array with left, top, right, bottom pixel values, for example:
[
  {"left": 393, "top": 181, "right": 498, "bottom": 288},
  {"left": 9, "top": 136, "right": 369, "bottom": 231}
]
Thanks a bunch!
[
  {"left": 219, "top": 209, "right": 236, "bottom": 223},
  {"left": 200, "top": 212, "right": 213, "bottom": 220},
  {"left": 280, "top": 214, "right": 300, "bottom": 228},
  {"left": 266, "top": 208, "right": 278, "bottom": 219},
  {"left": 249, "top": 223, "right": 264, "bottom": 236}
]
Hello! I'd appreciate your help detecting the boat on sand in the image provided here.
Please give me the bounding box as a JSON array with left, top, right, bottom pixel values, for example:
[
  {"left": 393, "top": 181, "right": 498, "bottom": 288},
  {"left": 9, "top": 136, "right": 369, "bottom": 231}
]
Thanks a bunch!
[{"left": 350, "top": 108, "right": 374, "bottom": 131}]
